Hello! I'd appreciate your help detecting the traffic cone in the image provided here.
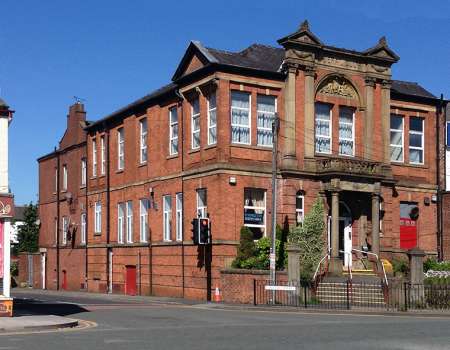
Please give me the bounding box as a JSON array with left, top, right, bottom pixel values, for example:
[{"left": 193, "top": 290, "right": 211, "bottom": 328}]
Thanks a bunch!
[{"left": 214, "top": 285, "right": 221, "bottom": 302}]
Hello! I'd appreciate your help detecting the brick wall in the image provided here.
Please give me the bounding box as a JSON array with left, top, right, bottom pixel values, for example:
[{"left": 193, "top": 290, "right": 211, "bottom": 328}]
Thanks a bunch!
[{"left": 220, "top": 269, "right": 287, "bottom": 304}]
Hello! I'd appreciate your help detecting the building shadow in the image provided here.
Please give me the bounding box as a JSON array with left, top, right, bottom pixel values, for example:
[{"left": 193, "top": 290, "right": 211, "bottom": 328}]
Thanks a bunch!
[{"left": 13, "top": 298, "right": 89, "bottom": 317}]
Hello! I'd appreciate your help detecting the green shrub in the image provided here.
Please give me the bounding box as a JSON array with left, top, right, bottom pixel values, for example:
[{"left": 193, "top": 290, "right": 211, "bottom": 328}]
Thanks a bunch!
[
  {"left": 10, "top": 261, "right": 18, "bottom": 277},
  {"left": 288, "top": 197, "right": 326, "bottom": 281},
  {"left": 392, "top": 259, "right": 409, "bottom": 275},
  {"left": 231, "top": 226, "right": 286, "bottom": 270},
  {"left": 423, "top": 258, "right": 450, "bottom": 272}
]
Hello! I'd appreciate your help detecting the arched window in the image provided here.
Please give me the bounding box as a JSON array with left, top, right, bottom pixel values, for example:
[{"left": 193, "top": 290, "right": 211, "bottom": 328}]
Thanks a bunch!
[{"left": 296, "top": 191, "right": 305, "bottom": 226}]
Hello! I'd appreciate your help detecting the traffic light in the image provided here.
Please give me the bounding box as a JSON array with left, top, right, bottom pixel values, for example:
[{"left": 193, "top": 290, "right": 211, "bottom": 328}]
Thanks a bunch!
[
  {"left": 199, "top": 218, "right": 210, "bottom": 245},
  {"left": 191, "top": 218, "right": 199, "bottom": 244},
  {"left": 191, "top": 217, "right": 210, "bottom": 245}
]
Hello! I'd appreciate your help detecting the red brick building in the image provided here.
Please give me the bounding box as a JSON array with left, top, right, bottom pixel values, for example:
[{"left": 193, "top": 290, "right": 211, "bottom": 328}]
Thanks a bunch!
[{"left": 36, "top": 21, "right": 445, "bottom": 299}]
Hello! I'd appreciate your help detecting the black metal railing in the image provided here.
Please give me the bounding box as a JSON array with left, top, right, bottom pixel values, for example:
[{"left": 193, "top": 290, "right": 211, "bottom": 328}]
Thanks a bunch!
[{"left": 254, "top": 280, "right": 450, "bottom": 312}]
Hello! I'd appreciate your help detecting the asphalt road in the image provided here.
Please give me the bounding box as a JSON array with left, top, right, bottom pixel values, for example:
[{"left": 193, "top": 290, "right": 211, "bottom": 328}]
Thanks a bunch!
[{"left": 4, "top": 289, "right": 450, "bottom": 350}]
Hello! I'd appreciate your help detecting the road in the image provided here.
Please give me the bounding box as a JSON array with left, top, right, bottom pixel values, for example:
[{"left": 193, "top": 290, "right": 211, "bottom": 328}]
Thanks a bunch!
[{"left": 4, "top": 289, "right": 450, "bottom": 350}]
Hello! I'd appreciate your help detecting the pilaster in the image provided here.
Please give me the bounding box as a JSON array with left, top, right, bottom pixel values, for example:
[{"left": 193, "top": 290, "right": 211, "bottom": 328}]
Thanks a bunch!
[
  {"left": 364, "top": 77, "right": 376, "bottom": 159},
  {"left": 303, "top": 66, "right": 316, "bottom": 159},
  {"left": 282, "top": 63, "right": 298, "bottom": 168},
  {"left": 381, "top": 79, "right": 392, "bottom": 164}
]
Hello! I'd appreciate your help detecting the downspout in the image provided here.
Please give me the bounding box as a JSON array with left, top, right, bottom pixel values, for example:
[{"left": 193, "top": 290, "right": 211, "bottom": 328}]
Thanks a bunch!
[
  {"left": 85, "top": 134, "right": 89, "bottom": 290},
  {"left": 56, "top": 147, "right": 60, "bottom": 290},
  {"left": 175, "top": 89, "right": 185, "bottom": 298},
  {"left": 105, "top": 125, "right": 111, "bottom": 292},
  {"left": 436, "top": 95, "right": 443, "bottom": 260}
]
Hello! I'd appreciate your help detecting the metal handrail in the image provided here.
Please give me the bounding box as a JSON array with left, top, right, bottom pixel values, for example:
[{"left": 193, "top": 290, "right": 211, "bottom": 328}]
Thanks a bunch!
[
  {"left": 351, "top": 248, "right": 388, "bottom": 286},
  {"left": 339, "top": 250, "right": 352, "bottom": 282},
  {"left": 312, "top": 249, "right": 331, "bottom": 282}
]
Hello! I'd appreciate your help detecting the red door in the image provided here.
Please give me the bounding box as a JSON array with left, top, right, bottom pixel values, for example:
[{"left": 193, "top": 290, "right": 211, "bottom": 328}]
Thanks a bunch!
[
  {"left": 125, "top": 266, "right": 137, "bottom": 296},
  {"left": 62, "top": 270, "right": 67, "bottom": 290}
]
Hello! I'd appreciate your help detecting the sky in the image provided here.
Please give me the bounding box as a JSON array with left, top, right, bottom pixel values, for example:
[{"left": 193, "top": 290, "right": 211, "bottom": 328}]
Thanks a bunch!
[{"left": 1, "top": 0, "right": 449, "bottom": 205}]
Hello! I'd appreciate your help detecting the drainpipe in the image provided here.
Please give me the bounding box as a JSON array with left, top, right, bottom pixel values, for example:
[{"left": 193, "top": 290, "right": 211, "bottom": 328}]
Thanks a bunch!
[
  {"left": 436, "top": 95, "right": 444, "bottom": 261},
  {"left": 55, "top": 147, "right": 60, "bottom": 290},
  {"left": 175, "top": 89, "right": 185, "bottom": 298},
  {"left": 84, "top": 134, "right": 89, "bottom": 290},
  {"left": 105, "top": 125, "right": 111, "bottom": 292}
]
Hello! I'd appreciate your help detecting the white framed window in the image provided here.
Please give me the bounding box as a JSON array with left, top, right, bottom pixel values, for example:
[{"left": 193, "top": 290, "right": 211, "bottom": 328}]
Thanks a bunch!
[
  {"left": 296, "top": 191, "right": 304, "bottom": 226},
  {"left": 163, "top": 195, "right": 172, "bottom": 241},
  {"left": 409, "top": 117, "right": 424, "bottom": 165},
  {"left": 140, "top": 199, "right": 149, "bottom": 243},
  {"left": 81, "top": 213, "right": 86, "bottom": 244},
  {"left": 191, "top": 98, "right": 200, "bottom": 149},
  {"left": 244, "top": 188, "right": 266, "bottom": 240},
  {"left": 117, "top": 202, "right": 125, "bottom": 244},
  {"left": 197, "top": 189, "right": 207, "bottom": 218},
  {"left": 176, "top": 193, "right": 183, "bottom": 241},
  {"left": 81, "top": 158, "right": 87, "bottom": 186},
  {"left": 92, "top": 139, "right": 97, "bottom": 177},
  {"left": 338, "top": 107, "right": 355, "bottom": 156},
  {"left": 390, "top": 114, "right": 404, "bottom": 162},
  {"left": 257, "top": 95, "right": 276, "bottom": 147},
  {"left": 169, "top": 107, "right": 178, "bottom": 155},
  {"left": 126, "top": 201, "right": 133, "bottom": 243},
  {"left": 62, "top": 216, "right": 68, "bottom": 245},
  {"left": 139, "top": 119, "right": 148, "bottom": 164},
  {"left": 315, "top": 103, "right": 332, "bottom": 154},
  {"left": 100, "top": 135, "right": 106, "bottom": 175},
  {"left": 118, "top": 128, "right": 125, "bottom": 170},
  {"left": 207, "top": 93, "right": 217, "bottom": 145},
  {"left": 231, "top": 91, "right": 251, "bottom": 144},
  {"left": 94, "top": 201, "right": 102, "bottom": 234},
  {"left": 62, "top": 165, "right": 68, "bottom": 191}
]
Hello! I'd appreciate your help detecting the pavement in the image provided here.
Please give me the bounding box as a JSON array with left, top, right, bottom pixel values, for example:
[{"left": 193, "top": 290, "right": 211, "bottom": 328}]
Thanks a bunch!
[
  {"left": 0, "top": 315, "right": 78, "bottom": 332},
  {"left": 3, "top": 288, "right": 450, "bottom": 349}
]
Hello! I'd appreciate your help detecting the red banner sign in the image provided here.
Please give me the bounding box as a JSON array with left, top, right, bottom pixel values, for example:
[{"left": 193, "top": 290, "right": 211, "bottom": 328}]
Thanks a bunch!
[
  {"left": 400, "top": 218, "right": 417, "bottom": 250},
  {"left": 0, "top": 221, "right": 3, "bottom": 278},
  {"left": 0, "top": 195, "right": 14, "bottom": 218}
]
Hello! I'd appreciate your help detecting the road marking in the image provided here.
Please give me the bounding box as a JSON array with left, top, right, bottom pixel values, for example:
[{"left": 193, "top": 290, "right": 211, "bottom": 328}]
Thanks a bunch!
[{"left": 0, "top": 319, "right": 97, "bottom": 336}]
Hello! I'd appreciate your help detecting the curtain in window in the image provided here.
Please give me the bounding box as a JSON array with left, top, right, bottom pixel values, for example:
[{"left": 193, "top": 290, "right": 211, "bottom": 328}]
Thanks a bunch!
[
  {"left": 339, "top": 108, "right": 354, "bottom": 156},
  {"left": 257, "top": 95, "right": 275, "bottom": 146},
  {"left": 315, "top": 104, "right": 331, "bottom": 153},
  {"left": 231, "top": 92, "right": 250, "bottom": 144}
]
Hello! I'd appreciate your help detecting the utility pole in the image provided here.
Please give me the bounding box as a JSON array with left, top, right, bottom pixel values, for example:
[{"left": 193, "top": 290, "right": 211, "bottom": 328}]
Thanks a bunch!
[{"left": 270, "top": 113, "right": 280, "bottom": 300}]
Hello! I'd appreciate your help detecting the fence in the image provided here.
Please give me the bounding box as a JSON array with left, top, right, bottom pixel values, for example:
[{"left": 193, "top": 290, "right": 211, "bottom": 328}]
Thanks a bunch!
[{"left": 253, "top": 280, "right": 450, "bottom": 312}]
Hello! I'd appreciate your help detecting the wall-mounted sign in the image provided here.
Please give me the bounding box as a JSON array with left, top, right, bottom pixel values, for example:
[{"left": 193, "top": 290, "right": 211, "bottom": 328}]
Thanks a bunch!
[{"left": 244, "top": 211, "right": 264, "bottom": 225}]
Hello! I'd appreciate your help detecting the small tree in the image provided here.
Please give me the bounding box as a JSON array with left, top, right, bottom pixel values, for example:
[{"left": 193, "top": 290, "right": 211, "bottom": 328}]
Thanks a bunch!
[
  {"left": 16, "top": 203, "right": 39, "bottom": 253},
  {"left": 232, "top": 226, "right": 256, "bottom": 268},
  {"left": 288, "top": 197, "right": 326, "bottom": 281}
]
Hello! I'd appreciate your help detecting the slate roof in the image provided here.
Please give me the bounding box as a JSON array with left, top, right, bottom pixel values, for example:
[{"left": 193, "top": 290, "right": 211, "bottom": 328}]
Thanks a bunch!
[
  {"left": 202, "top": 43, "right": 435, "bottom": 100},
  {"left": 391, "top": 80, "right": 436, "bottom": 99}
]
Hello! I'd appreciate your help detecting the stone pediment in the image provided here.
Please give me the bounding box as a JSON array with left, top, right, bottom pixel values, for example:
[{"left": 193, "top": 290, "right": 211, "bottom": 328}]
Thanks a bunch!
[
  {"left": 364, "top": 37, "right": 400, "bottom": 62},
  {"left": 278, "top": 20, "right": 323, "bottom": 47}
]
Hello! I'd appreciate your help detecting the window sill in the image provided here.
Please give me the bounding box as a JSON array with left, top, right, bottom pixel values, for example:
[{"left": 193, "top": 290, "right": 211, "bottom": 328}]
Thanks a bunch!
[
  {"left": 80, "top": 185, "right": 86, "bottom": 189},
  {"left": 166, "top": 154, "right": 178, "bottom": 160},
  {"left": 116, "top": 169, "right": 124, "bottom": 174},
  {"left": 94, "top": 232, "right": 102, "bottom": 236},
  {"left": 391, "top": 162, "right": 427, "bottom": 169},
  {"left": 188, "top": 148, "right": 200, "bottom": 154},
  {"left": 138, "top": 162, "right": 147, "bottom": 168},
  {"left": 230, "top": 144, "right": 272, "bottom": 152},
  {"left": 204, "top": 144, "right": 217, "bottom": 150}
]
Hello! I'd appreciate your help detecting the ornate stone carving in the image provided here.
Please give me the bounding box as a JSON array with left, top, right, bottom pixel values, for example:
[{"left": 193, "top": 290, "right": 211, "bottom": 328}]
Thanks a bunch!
[
  {"left": 319, "top": 56, "right": 361, "bottom": 71},
  {"left": 318, "top": 76, "right": 357, "bottom": 99},
  {"left": 364, "top": 76, "right": 376, "bottom": 87}
]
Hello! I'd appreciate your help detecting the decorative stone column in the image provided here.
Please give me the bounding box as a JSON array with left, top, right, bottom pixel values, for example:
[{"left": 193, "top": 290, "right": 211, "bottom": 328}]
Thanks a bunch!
[
  {"left": 371, "top": 193, "right": 380, "bottom": 257},
  {"left": 380, "top": 80, "right": 392, "bottom": 164},
  {"left": 407, "top": 248, "right": 426, "bottom": 303},
  {"left": 364, "top": 77, "right": 376, "bottom": 159},
  {"left": 304, "top": 66, "right": 316, "bottom": 159},
  {"left": 282, "top": 63, "right": 298, "bottom": 168},
  {"left": 329, "top": 190, "right": 342, "bottom": 275},
  {"left": 286, "top": 243, "right": 301, "bottom": 282}
]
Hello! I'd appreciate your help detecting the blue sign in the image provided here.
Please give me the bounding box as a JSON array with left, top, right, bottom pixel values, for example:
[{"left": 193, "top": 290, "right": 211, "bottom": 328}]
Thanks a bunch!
[
  {"left": 244, "top": 211, "right": 264, "bottom": 225},
  {"left": 447, "top": 122, "right": 450, "bottom": 146}
]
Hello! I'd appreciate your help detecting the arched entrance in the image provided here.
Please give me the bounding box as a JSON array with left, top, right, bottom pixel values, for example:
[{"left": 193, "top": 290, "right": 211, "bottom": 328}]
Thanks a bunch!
[{"left": 328, "top": 202, "right": 353, "bottom": 267}]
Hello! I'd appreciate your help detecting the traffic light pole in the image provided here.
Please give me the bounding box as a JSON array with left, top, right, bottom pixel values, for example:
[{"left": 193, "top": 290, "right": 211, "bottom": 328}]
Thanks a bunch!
[{"left": 270, "top": 113, "right": 279, "bottom": 303}]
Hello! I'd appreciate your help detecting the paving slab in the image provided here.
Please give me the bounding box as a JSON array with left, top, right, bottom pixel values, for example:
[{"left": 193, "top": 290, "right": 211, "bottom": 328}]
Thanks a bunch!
[{"left": 0, "top": 315, "right": 78, "bottom": 332}]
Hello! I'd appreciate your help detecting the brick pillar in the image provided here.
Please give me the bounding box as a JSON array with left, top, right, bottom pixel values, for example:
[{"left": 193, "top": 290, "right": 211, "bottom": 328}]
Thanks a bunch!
[
  {"left": 286, "top": 243, "right": 301, "bottom": 282},
  {"left": 329, "top": 190, "right": 342, "bottom": 276}
]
